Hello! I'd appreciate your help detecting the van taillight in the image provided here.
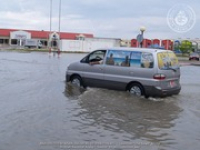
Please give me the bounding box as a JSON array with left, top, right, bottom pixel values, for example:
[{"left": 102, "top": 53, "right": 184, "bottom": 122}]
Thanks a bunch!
[{"left": 153, "top": 74, "right": 166, "bottom": 80}]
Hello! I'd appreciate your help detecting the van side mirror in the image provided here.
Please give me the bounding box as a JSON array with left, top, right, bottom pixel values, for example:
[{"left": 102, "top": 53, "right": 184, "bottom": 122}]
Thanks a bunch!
[{"left": 80, "top": 56, "right": 89, "bottom": 63}]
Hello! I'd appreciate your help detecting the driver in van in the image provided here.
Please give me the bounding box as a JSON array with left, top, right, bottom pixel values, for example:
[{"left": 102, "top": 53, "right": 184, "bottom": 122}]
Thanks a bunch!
[{"left": 89, "top": 52, "right": 106, "bottom": 65}]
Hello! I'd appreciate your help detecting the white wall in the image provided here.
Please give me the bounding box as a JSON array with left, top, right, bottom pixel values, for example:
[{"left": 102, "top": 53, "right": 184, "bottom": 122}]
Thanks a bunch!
[
  {"left": 60, "top": 38, "right": 120, "bottom": 52},
  {"left": 61, "top": 40, "right": 82, "bottom": 52}
]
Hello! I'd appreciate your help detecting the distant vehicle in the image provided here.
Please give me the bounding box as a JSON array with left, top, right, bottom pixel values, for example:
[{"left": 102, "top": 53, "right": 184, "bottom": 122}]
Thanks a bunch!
[
  {"left": 66, "top": 47, "right": 181, "bottom": 98},
  {"left": 24, "top": 39, "right": 43, "bottom": 49},
  {"left": 189, "top": 52, "right": 200, "bottom": 61}
]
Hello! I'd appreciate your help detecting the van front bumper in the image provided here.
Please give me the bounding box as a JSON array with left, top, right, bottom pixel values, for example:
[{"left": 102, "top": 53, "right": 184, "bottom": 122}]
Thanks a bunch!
[{"left": 144, "top": 86, "right": 181, "bottom": 97}]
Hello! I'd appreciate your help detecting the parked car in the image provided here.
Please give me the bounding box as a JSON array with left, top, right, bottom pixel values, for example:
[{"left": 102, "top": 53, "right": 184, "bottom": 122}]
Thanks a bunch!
[
  {"left": 24, "top": 39, "right": 43, "bottom": 49},
  {"left": 189, "top": 52, "right": 200, "bottom": 61},
  {"left": 66, "top": 47, "right": 181, "bottom": 98}
]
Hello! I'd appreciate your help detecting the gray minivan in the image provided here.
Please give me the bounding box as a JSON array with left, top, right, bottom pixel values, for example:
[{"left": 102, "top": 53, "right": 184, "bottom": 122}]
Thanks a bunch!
[{"left": 66, "top": 47, "right": 181, "bottom": 97}]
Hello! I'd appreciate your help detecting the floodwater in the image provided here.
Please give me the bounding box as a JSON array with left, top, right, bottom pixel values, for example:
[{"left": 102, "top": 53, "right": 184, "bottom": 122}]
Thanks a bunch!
[{"left": 0, "top": 51, "right": 200, "bottom": 150}]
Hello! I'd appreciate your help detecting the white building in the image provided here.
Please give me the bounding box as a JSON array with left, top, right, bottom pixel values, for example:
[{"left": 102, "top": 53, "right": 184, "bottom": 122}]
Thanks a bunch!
[{"left": 60, "top": 37, "right": 121, "bottom": 52}]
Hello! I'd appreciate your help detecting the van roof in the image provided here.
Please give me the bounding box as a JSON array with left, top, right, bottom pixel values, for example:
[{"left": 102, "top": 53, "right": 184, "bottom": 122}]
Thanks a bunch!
[{"left": 98, "top": 47, "right": 172, "bottom": 53}]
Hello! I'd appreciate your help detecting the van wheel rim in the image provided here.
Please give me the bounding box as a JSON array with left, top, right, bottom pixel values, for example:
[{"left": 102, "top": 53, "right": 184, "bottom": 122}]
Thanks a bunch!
[
  {"left": 130, "top": 86, "right": 141, "bottom": 96},
  {"left": 71, "top": 79, "right": 81, "bottom": 87}
]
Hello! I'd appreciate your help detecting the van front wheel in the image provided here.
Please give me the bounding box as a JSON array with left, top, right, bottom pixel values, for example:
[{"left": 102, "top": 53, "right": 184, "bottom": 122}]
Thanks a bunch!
[
  {"left": 70, "top": 76, "right": 83, "bottom": 87},
  {"left": 128, "top": 83, "right": 144, "bottom": 97}
]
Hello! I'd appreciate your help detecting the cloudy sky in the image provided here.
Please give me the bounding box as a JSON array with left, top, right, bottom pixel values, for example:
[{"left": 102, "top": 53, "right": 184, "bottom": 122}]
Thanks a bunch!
[{"left": 0, "top": 0, "right": 199, "bottom": 39}]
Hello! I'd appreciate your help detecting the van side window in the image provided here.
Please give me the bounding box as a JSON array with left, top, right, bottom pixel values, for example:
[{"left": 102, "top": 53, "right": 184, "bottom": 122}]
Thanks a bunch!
[
  {"left": 130, "top": 52, "right": 154, "bottom": 68},
  {"left": 89, "top": 50, "right": 106, "bottom": 64},
  {"left": 130, "top": 51, "right": 142, "bottom": 68},
  {"left": 141, "top": 52, "right": 154, "bottom": 68},
  {"left": 81, "top": 50, "right": 106, "bottom": 64},
  {"left": 106, "top": 50, "right": 131, "bottom": 67}
]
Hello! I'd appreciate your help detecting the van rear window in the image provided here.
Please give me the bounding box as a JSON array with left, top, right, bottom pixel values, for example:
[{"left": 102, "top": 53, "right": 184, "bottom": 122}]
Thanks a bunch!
[{"left": 157, "top": 52, "right": 179, "bottom": 69}]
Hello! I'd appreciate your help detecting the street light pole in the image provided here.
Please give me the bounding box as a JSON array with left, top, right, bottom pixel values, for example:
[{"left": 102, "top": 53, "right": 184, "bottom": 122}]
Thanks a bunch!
[{"left": 140, "top": 26, "right": 146, "bottom": 48}]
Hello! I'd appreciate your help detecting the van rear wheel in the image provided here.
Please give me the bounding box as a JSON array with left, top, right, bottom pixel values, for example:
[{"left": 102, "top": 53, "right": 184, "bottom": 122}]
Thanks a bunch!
[{"left": 128, "top": 83, "right": 144, "bottom": 97}]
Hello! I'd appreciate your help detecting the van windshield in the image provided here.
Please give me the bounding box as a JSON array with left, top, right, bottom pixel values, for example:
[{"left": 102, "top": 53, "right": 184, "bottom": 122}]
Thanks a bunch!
[{"left": 157, "top": 51, "right": 179, "bottom": 70}]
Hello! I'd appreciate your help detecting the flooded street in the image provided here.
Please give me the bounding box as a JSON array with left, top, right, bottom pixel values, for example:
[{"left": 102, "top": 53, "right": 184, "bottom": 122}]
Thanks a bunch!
[{"left": 0, "top": 51, "right": 200, "bottom": 150}]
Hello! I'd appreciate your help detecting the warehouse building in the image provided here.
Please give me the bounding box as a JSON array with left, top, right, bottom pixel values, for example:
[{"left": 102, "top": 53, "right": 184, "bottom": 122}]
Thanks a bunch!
[{"left": 0, "top": 28, "right": 94, "bottom": 48}]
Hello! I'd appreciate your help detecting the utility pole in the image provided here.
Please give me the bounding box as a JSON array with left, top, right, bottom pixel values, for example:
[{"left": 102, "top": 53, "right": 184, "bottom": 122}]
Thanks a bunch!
[
  {"left": 50, "top": 0, "right": 52, "bottom": 34},
  {"left": 49, "top": 0, "right": 52, "bottom": 53},
  {"left": 58, "top": 0, "right": 61, "bottom": 53}
]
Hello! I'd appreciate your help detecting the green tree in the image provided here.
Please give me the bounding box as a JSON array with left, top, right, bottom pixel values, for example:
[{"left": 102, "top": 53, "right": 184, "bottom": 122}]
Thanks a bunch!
[{"left": 179, "top": 40, "right": 192, "bottom": 53}]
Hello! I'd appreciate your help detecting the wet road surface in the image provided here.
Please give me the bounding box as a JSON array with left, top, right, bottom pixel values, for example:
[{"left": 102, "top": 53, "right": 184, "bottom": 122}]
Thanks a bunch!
[{"left": 0, "top": 51, "right": 200, "bottom": 150}]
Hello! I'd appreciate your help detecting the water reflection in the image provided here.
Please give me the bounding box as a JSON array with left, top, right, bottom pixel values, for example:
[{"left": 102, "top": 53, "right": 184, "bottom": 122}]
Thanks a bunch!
[{"left": 64, "top": 83, "right": 182, "bottom": 147}]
